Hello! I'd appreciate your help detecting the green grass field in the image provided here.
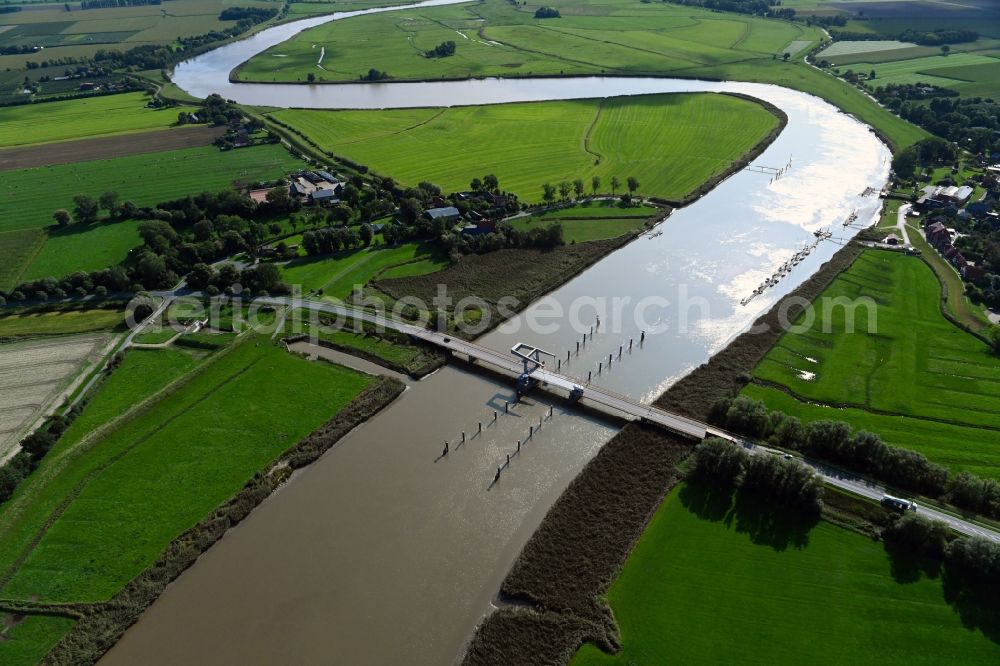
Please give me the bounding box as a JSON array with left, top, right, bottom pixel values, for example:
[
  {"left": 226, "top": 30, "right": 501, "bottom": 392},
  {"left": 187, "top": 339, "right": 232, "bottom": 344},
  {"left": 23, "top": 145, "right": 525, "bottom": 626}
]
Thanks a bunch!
[
  {"left": 854, "top": 52, "right": 1000, "bottom": 97},
  {"left": 0, "top": 228, "right": 46, "bottom": 291},
  {"left": 133, "top": 327, "right": 180, "bottom": 345},
  {"left": 0, "top": 93, "right": 192, "bottom": 148},
  {"left": 0, "top": 614, "right": 76, "bottom": 666},
  {"left": 270, "top": 93, "right": 778, "bottom": 202},
  {"left": 0, "top": 339, "right": 373, "bottom": 603},
  {"left": 744, "top": 249, "right": 1000, "bottom": 479},
  {"left": 295, "top": 313, "right": 434, "bottom": 371},
  {"left": 0, "top": 144, "right": 303, "bottom": 234},
  {"left": 239, "top": 0, "right": 813, "bottom": 83},
  {"left": 509, "top": 202, "right": 657, "bottom": 243},
  {"left": 280, "top": 241, "right": 445, "bottom": 298},
  {"left": 572, "top": 484, "right": 1000, "bottom": 665},
  {"left": 21, "top": 220, "right": 142, "bottom": 282},
  {"left": 0, "top": 0, "right": 277, "bottom": 82},
  {"left": 0, "top": 307, "right": 124, "bottom": 337}
]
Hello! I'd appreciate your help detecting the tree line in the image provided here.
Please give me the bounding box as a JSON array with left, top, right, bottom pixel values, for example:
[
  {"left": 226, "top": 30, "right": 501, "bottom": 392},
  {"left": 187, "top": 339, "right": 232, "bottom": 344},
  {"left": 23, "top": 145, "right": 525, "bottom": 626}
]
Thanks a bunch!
[
  {"left": 80, "top": 0, "right": 163, "bottom": 9},
  {"left": 540, "top": 175, "right": 640, "bottom": 203},
  {"left": 691, "top": 438, "right": 824, "bottom": 516},
  {"left": 829, "top": 28, "right": 978, "bottom": 47},
  {"left": 710, "top": 395, "right": 1000, "bottom": 521},
  {"left": 884, "top": 512, "right": 1000, "bottom": 603}
]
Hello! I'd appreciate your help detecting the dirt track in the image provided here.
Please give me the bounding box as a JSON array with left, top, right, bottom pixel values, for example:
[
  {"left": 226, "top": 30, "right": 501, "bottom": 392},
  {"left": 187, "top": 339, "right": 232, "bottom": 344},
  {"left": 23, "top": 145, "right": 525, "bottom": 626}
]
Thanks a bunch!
[{"left": 0, "top": 126, "right": 227, "bottom": 172}]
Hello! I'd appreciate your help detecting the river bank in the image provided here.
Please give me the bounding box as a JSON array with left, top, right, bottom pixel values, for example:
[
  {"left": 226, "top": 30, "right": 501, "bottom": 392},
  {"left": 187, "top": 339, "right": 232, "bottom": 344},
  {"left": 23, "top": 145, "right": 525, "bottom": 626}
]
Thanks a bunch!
[{"left": 36, "top": 375, "right": 406, "bottom": 665}]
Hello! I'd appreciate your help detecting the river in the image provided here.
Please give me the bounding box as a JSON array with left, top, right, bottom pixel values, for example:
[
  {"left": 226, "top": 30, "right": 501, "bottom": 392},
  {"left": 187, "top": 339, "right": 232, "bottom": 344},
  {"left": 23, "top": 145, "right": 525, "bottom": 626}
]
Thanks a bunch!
[{"left": 101, "top": 3, "right": 891, "bottom": 664}]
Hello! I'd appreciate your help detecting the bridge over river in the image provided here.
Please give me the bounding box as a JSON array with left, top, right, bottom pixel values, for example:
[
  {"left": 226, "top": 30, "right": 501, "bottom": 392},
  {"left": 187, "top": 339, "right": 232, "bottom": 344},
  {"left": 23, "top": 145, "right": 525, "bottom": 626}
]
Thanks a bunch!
[{"left": 258, "top": 296, "right": 999, "bottom": 543}]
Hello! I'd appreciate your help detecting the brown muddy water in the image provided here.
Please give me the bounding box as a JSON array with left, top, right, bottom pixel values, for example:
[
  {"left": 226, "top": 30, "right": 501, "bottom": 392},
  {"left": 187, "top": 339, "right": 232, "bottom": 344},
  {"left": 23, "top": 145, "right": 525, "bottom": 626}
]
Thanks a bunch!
[{"left": 101, "top": 362, "right": 617, "bottom": 665}]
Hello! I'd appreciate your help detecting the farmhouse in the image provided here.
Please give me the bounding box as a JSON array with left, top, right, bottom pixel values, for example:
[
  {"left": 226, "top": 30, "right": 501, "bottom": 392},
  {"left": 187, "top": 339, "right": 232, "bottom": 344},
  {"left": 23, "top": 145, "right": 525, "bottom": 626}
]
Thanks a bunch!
[
  {"left": 288, "top": 170, "right": 344, "bottom": 203},
  {"left": 917, "top": 185, "right": 974, "bottom": 210},
  {"left": 424, "top": 206, "right": 462, "bottom": 224},
  {"left": 311, "top": 188, "right": 340, "bottom": 205}
]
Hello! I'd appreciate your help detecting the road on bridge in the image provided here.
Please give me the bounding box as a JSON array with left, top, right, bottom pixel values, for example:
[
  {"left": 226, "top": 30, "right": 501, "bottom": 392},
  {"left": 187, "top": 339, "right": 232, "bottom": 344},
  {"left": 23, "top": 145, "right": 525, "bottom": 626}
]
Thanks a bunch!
[{"left": 258, "top": 296, "right": 1000, "bottom": 542}]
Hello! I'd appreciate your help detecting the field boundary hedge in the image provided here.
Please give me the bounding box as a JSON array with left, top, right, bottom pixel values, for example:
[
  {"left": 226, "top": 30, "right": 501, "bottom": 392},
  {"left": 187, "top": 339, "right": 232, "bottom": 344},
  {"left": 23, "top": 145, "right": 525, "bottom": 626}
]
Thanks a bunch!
[{"left": 37, "top": 375, "right": 405, "bottom": 665}]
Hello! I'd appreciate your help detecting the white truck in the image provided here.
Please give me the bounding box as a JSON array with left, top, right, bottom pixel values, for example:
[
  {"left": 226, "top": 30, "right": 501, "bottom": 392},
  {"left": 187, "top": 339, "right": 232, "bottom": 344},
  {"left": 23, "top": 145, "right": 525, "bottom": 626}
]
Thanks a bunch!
[{"left": 881, "top": 494, "right": 917, "bottom": 513}]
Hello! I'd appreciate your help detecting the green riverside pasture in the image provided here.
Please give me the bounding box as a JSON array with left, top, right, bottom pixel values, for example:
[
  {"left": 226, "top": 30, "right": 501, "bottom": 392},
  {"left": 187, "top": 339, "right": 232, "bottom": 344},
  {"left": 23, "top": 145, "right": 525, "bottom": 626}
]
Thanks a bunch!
[
  {"left": 744, "top": 249, "right": 1000, "bottom": 479},
  {"left": 22, "top": 220, "right": 142, "bottom": 282},
  {"left": 0, "top": 144, "right": 304, "bottom": 234},
  {"left": 856, "top": 53, "right": 1000, "bottom": 97},
  {"left": 0, "top": 614, "right": 76, "bottom": 666},
  {"left": 270, "top": 93, "right": 779, "bottom": 202},
  {"left": 0, "top": 307, "right": 124, "bottom": 337},
  {"left": 0, "top": 93, "right": 192, "bottom": 148},
  {"left": 572, "top": 484, "right": 1000, "bottom": 665},
  {"left": 281, "top": 241, "right": 445, "bottom": 298},
  {"left": 239, "top": 0, "right": 811, "bottom": 83},
  {"left": 245, "top": 0, "right": 926, "bottom": 150},
  {"left": 0, "top": 340, "right": 373, "bottom": 603},
  {"left": 0, "top": 228, "right": 45, "bottom": 291},
  {"left": 0, "top": 0, "right": 274, "bottom": 77},
  {"left": 509, "top": 202, "right": 655, "bottom": 243}
]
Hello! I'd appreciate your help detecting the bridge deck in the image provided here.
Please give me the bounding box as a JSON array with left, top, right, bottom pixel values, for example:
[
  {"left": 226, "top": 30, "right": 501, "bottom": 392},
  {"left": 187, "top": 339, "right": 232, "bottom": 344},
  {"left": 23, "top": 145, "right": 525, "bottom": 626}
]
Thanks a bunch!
[{"left": 407, "top": 326, "right": 710, "bottom": 439}]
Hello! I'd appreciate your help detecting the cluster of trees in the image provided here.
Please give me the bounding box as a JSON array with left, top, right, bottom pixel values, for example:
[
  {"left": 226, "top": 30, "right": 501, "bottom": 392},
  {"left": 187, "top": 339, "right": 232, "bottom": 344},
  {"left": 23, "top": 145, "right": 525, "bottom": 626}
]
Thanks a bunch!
[
  {"left": 0, "top": 44, "right": 41, "bottom": 56},
  {"left": 965, "top": 268, "right": 1000, "bottom": 310},
  {"left": 691, "top": 438, "right": 824, "bottom": 515},
  {"left": 425, "top": 41, "right": 456, "bottom": 58},
  {"left": 0, "top": 412, "right": 75, "bottom": 505},
  {"left": 219, "top": 6, "right": 278, "bottom": 22},
  {"left": 360, "top": 68, "right": 390, "bottom": 81},
  {"left": 81, "top": 0, "right": 162, "bottom": 8},
  {"left": 829, "top": 28, "right": 978, "bottom": 46},
  {"left": 884, "top": 513, "right": 1000, "bottom": 592},
  {"left": 301, "top": 224, "right": 373, "bottom": 255},
  {"left": 805, "top": 14, "right": 846, "bottom": 28},
  {"left": 533, "top": 6, "right": 560, "bottom": 18},
  {"left": 444, "top": 220, "right": 564, "bottom": 258},
  {"left": 52, "top": 190, "right": 133, "bottom": 227},
  {"left": 665, "top": 0, "right": 794, "bottom": 20},
  {"left": 3, "top": 268, "right": 134, "bottom": 304},
  {"left": 876, "top": 93, "right": 1000, "bottom": 154},
  {"left": 710, "top": 395, "right": 1000, "bottom": 521},
  {"left": 184, "top": 261, "right": 285, "bottom": 296},
  {"left": 177, "top": 93, "right": 244, "bottom": 128},
  {"left": 889, "top": 136, "right": 958, "bottom": 179}
]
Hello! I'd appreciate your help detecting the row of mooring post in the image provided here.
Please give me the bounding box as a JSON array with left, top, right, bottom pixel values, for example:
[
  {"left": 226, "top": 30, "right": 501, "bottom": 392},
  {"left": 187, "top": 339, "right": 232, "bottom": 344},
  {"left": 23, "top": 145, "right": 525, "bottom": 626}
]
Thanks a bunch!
[
  {"left": 493, "top": 404, "right": 554, "bottom": 485},
  {"left": 443, "top": 401, "right": 513, "bottom": 460}
]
